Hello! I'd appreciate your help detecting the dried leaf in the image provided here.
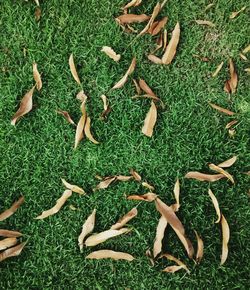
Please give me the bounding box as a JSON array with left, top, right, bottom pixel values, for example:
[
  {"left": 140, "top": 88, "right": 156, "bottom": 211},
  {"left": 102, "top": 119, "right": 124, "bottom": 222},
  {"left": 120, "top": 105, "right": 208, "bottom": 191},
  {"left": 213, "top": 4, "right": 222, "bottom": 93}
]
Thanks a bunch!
[
  {"left": 130, "top": 169, "right": 142, "bottom": 181},
  {"left": 0, "top": 242, "right": 27, "bottom": 262},
  {"left": 0, "top": 196, "right": 24, "bottom": 222},
  {"left": 94, "top": 176, "right": 117, "bottom": 191},
  {"left": 150, "top": 17, "right": 168, "bottom": 36},
  {"left": 225, "top": 120, "right": 238, "bottom": 129},
  {"left": 139, "top": 2, "right": 161, "bottom": 35},
  {"left": 101, "top": 46, "right": 121, "bottom": 62},
  {"left": 127, "top": 192, "right": 157, "bottom": 202},
  {"left": 111, "top": 208, "right": 137, "bottom": 230},
  {"left": 163, "top": 29, "right": 167, "bottom": 51},
  {"left": 116, "top": 175, "right": 133, "bottom": 181},
  {"left": 209, "top": 102, "right": 236, "bottom": 115},
  {"left": 85, "top": 228, "right": 130, "bottom": 246},
  {"left": 116, "top": 14, "right": 150, "bottom": 24},
  {"left": 35, "top": 7, "right": 41, "bottom": 21},
  {"left": 147, "top": 54, "right": 163, "bottom": 64},
  {"left": 69, "top": 54, "right": 81, "bottom": 85},
  {"left": 208, "top": 189, "right": 221, "bottom": 223},
  {"left": 185, "top": 171, "right": 225, "bottom": 182},
  {"left": 61, "top": 178, "right": 85, "bottom": 195},
  {"left": 209, "top": 163, "right": 234, "bottom": 184},
  {"left": 239, "top": 53, "right": 247, "bottom": 60},
  {"left": 142, "top": 101, "right": 157, "bottom": 137},
  {"left": 76, "top": 90, "right": 88, "bottom": 102},
  {"left": 194, "top": 230, "right": 204, "bottom": 263},
  {"left": 86, "top": 250, "right": 134, "bottom": 261},
  {"left": 139, "top": 79, "right": 159, "bottom": 100},
  {"left": 195, "top": 20, "right": 215, "bottom": 27},
  {"left": 122, "top": 0, "right": 142, "bottom": 10},
  {"left": 162, "top": 22, "right": 180, "bottom": 65},
  {"left": 161, "top": 253, "right": 190, "bottom": 273},
  {"left": 212, "top": 62, "right": 224, "bottom": 77},
  {"left": 172, "top": 178, "right": 180, "bottom": 212},
  {"left": 221, "top": 214, "right": 230, "bottom": 265},
  {"left": 242, "top": 44, "right": 250, "bottom": 54},
  {"left": 84, "top": 116, "right": 99, "bottom": 144},
  {"left": 78, "top": 209, "right": 96, "bottom": 251},
  {"left": 0, "top": 238, "right": 18, "bottom": 251},
  {"left": 142, "top": 182, "right": 155, "bottom": 191},
  {"left": 57, "top": 110, "right": 75, "bottom": 125},
  {"left": 145, "top": 249, "right": 155, "bottom": 266},
  {"left": 100, "top": 94, "right": 111, "bottom": 119},
  {"left": 0, "top": 230, "right": 22, "bottom": 238},
  {"left": 224, "top": 59, "right": 238, "bottom": 94},
  {"left": 229, "top": 6, "right": 246, "bottom": 19},
  {"left": 217, "top": 156, "right": 237, "bottom": 168},
  {"left": 35, "top": 190, "right": 72, "bottom": 219},
  {"left": 74, "top": 97, "right": 87, "bottom": 149},
  {"left": 33, "top": 63, "right": 42, "bottom": 91},
  {"left": 153, "top": 215, "right": 168, "bottom": 257},
  {"left": 112, "top": 57, "right": 136, "bottom": 89},
  {"left": 132, "top": 79, "right": 141, "bottom": 95},
  {"left": 11, "top": 86, "right": 36, "bottom": 125},
  {"left": 162, "top": 265, "right": 185, "bottom": 273}
]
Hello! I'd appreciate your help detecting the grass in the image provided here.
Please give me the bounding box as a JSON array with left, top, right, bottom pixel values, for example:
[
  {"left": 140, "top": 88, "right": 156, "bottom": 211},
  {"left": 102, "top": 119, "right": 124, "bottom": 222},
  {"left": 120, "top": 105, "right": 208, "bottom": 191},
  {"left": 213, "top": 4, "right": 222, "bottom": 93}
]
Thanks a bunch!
[{"left": 0, "top": 0, "right": 249, "bottom": 289}]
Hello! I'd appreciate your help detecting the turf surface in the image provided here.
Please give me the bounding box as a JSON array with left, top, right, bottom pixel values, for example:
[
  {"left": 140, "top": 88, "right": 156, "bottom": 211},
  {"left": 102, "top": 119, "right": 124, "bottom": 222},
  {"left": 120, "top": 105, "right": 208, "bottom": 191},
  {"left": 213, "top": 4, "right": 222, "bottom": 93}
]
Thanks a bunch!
[{"left": 0, "top": 0, "right": 250, "bottom": 289}]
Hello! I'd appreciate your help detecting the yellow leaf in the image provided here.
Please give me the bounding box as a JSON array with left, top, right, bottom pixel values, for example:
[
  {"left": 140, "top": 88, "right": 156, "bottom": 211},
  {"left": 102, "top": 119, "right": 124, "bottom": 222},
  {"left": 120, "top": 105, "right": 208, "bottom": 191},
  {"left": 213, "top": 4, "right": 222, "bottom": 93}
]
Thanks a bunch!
[
  {"left": 148, "top": 54, "right": 163, "bottom": 64},
  {"left": 242, "top": 44, "right": 250, "bottom": 54},
  {"left": 0, "top": 242, "right": 27, "bottom": 262},
  {"left": 153, "top": 215, "right": 168, "bottom": 257},
  {"left": 185, "top": 171, "right": 225, "bottom": 182},
  {"left": 194, "top": 230, "right": 204, "bottom": 263},
  {"left": 116, "top": 14, "right": 150, "bottom": 24},
  {"left": 101, "top": 46, "right": 121, "bottom": 62},
  {"left": 69, "top": 53, "right": 81, "bottom": 85},
  {"left": 57, "top": 110, "right": 75, "bottom": 125},
  {"left": 229, "top": 6, "right": 246, "bottom": 19},
  {"left": 212, "top": 61, "right": 224, "bottom": 77},
  {"left": 195, "top": 20, "right": 215, "bottom": 27},
  {"left": 208, "top": 163, "right": 235, "bottom": 184},
  {"left": 217, "top": 156, "right": 237, "bottom": 168},
  {"left": 139, "top": 2, "right": 161, "bottom": 35},
  {"left": 0, "top": 238, "right": 18, "bottom": 251},
  {"left": 86, "top": 250, "right": 134, "bottom": 261},
  {"left": 209, "top": 102, "right": 236, "bottom": 115},
  {"left": 0, "top": 230, "right": 22, "bottom": 238},
  {"left": 161, "top": 253, "right": 190, "bottom": 273},
  {"left": 127, "top": 192, "right": 157, "bottom": 202}
]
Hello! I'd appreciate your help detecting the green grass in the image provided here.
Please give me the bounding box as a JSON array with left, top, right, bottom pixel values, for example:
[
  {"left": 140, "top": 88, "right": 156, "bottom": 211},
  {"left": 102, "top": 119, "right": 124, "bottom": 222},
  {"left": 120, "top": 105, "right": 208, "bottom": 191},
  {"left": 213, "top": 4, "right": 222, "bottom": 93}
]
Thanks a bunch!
[{"left": 0, "top": 0, "right": 250, "bottom": 289}]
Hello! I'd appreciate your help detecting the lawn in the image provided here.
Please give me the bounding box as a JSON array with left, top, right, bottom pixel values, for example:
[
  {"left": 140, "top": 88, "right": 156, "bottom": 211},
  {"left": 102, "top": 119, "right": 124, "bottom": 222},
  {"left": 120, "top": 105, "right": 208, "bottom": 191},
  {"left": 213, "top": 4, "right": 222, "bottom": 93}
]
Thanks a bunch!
[{"left": 0, "top": 0, "right": 250, "bottom": 289}]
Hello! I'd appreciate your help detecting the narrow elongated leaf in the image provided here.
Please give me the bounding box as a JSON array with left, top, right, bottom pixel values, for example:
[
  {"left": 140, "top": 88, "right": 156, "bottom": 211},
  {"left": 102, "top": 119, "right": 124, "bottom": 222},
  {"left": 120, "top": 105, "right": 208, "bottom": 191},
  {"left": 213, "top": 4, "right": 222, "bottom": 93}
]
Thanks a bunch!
[
  {"left": 209, "top": 102, "right": 235, "bottom": 115},
  {"left": 101, "top": 46, "right": 121, "bottom": 62},
  {"left": 85, "top": 228, "right": 130, "bottom": 246},
  {"left": 225, "top": 120, "right": 238, "bottom": 129},
  {"left": 33, "top": 63, "right": 42, "bottom": 90},
  {"left": 139, "top": 79, "right": 159, "bottom": 100},
  {"left": 185, "top": 171, "right": 225, "bottom": 182},
  {"left": 208, "top": 189, "right": 221, "bottom": 223},
  {"left": 0, "top": 238, "right": 18, "bottom": 251},
  {"left": 122, "top": 0, "right": 142, "bottom": 10},
  {"left": 86, "top": 250, "right": 134, "bottom": 261},
  {"left": 11, "top": 86, "right": 36, "bottom": 125},
  {"left": 229, "top": 6, "right": 246, "bottom": 19},
  {"left": 142, "top": 101, "right": 157, "bottom": 137},
  {"left": 0, "top": 242, "right": 27, "bottom": 262},
  {"left": 162, "top": 22, "right": 180, "bottom": 64},
  {"left": 153, "top": 215, "right": 168, "bottom": 257},
  {"left": 127, "top": 192, "right": 157, "bottom": 202},
  {"left": 194, "top": 230, "right": 204, "bottom": 263},
  {"left": 139, "top": 2, "right": 161, "bottom": 35},
  {"left": 161, "top": 253, "right": 190, "bottom": 273},
  {"left": 221, "top": 214, "right": 230, "bottom": 265},
  {"left": 224, "top": 58, "right": 237, "bottom": 94},
  {"left": 195, "top": 20, "right": 215, "bottom": 27},
  {"left": 94, "top": 176, "right": 117, "bottom": 190},
  {"left": 130, "top": 169, "right": 142, "bottom": 181},
  {"left": 75, "top": 97, "right": 87, "bottom": 149},
  {"left": 212, "top": 62, "right": 224, "bottom": 77},
  {"left": 61, "top": 178, "right": 85, "bottom": 195},
  {"left": 148, "top": 54, "right": 162, "bottom": 64},
  {"left": 116, "top": 14, "right": 149, "bottom": 24},
  {"left": 0, "top": 230, "right": 22, "bottom": 238},
  {"left": 69, "top": 54, "right": 81, "bottom": 85},
  {"left": 112, "top": 57, "right": 136, "bottom": 89},
  {"left": 209, "top": 163, "right": 234, "bottom": 184},
  {"left": 35, "top": 190, "right": 72, "bottom": 219},
  {"left": 0, "top": 196, "right": 24, "bottom": 222},
  {"left": 172, "top": 178, "right": 180, "bottom": 211},
  {"left": 162, "top": 265, "right": 185, "bottom": 273},
  {"left": 217, "top": 156, "right": 237, "bottom": 168},
  {"left": 78, "top": 209, "right": 96, "bottom": 251},
  {"left": 84, "top": 116, "right": 99, "bottom": 144},
  {"left": 111, "top": 208, "right": 137, "bottom": 230},
  {"left": 57, "top": 110, "right": 75, "bottom": 125}
]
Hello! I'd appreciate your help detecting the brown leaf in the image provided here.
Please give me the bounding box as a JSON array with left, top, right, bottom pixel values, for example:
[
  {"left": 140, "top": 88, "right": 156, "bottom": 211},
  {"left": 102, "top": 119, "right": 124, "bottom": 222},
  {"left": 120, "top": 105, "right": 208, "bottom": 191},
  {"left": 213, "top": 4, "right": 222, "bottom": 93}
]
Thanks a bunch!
[
  {"left": 162, "top": 265, "right": 185, "bottom": 273},
  {"left": 139, "top": 2, "right": 161, "bottom": 35},
  {"left": 139, "top": 79, "right": 159, "bottom": 100},
  {"left": 111, "top": 207, "right": 138, "bottom": 230},
  {"left": 145, "top": 249, "right": 155, "bottom": 266},
  {"left": 162, "top": 22, "right": 180, "bottom": 65},
  {"left": 130, "top": 169, "right": 142, "bottom": 181},
  {"left": 11, "top": 86, "right": 36, "bottom": 125},
  {"left": 116, "top": 175, "right": 133, "bottom": 181},
  {"left": 172, "top": 178, "right": 180, "bottom": 212},
  {"left": 57, "top": 110, "right": 75, "bottom": 125},
  {"left": 127, "top": 192, "right": 157, "bottom": 202},
  {"left": 35, "top": 7, "right": 41, "bottom": 21},
  {"left": 132, "top": 79, "right": 141, "bottom": 95},
  {"left": 229, "top": 6, "right": 246, "bottom": 19},
  {"left": 101, "top": 46, "right": 121, "bottom": 62},
  {"left": 185, "top": 171, "right": 225, "bottom": 182},
  {"left": 224, "top": 59, "right": 238, "bottom": 94},
  {"left": 217, "top": 156, "right": 237, "bottom": 168},
  {"left": 78, "top": 209, "right": 96, "bottom": 252},
  {"left": 85, "top": 228, "right": 131, "bottom": 246},
  {"left": 209, "top": 102, "right": 236, "bottom": 115},
  {"left": 221, "top": 214, "right": 230, "bottom": 265},
  {"left": 35, "top": 190, "right": 72, "bottom": 219},
  {"left": 161, "top": 253, "right": 190, "bottom": 273},
  {"left": 212, "top": 61, "right": 224, "bottom": 77},
  {"left": 225, "top": 120, "right": 238, "bottom": 129},
  {"left": 153, "top": 215, "right": 168, "bottom": 257},
  {"left": 116, "top": 14, "right": 150, "bottom": 24},
  {"left": 194, "top": 230, "right": 204, "bottom": 264},
  {"left": 33, "top": 62, "right": 42, "bottom": 91},
  {"left": 86, "top": 250, "right": 134, "bottom": 261},
  {"left": 147, "top": 54, "right": 163, "bottom": 64},
  {"left": 84, "top": 116, "right": 99, "bottom": 144},
  {"left": 242, "top": 44, "right": 250, "bottom": 54},
  {"left": 208, "top": 189, "right": 221, "bottom": 223},
  {"left": 61, "top": 178, "right": 85, "bottom": 195},
  {"left": 0, "top": 238, "right": 18, "bottom": 251},
  {"left": 0, "top": 230, "right": 22, "bottom": 238},
  {"left": 208, "top": 163, "right": 234, "bottom": 184},
  {"left": 100, "top": 94, "right": 111, "bottom": 119},
  {"left": 142, "top": 101, "right": 157, "bottom": 137},
  {"left": 122, "top": 0, "right": 142, "bottom": 10},
  {"left": 0, "top": 196, "right": 24, "bottom": 222},
  {"left": 112, "top": 57, "right": 136, "bottom": 89},
  {"left": 195, "top": 20, "right": 215, "bottom": 27},
  {"left": 76, "top": 90, "right": 88, "bottom": 102},
  {"left": 163, "top": 29, "right": 167, "bottom": 51},
  {"left": 0, "top": 242, "right": 27, "bottom": 262},
  {"left": 149, "top": 17, "right": 168, "bottom": 36},
  {"left": 75, "top": 97, "right": 87, "bottom": 149},
  {"left": 69, "top": 53, "right": 81, "bottom": 85}
]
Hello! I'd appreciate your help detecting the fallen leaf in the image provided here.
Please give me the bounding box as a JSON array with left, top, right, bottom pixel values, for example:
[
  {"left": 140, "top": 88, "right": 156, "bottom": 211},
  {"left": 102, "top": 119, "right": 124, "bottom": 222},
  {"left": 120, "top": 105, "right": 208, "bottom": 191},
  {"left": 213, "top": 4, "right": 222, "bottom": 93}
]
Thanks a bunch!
[
  {"left": 0, "top": 238, "right": 18, "bottom": 251},
  {"left": 220, "top": 214, "right": 230, "bottom": 265},
  {"left": 57, "top": 110, "right": 75, "bottom": 125},
  {"left": 142, "top": 181, "right": 155, "bottom": 191},
  {"left": 145, "top": 249, "right": 155, "bottom": 266},
  {"left": 0, "top": 196, "right": 24, "bottom": 222},
  {"left": 161, "top": 253, "right": 190, "bottom": 273},
  {"left": 142, "top": 101, "right": 157, "bottom": 137},
  {"left": 147, "top": 54, "right": 163, "bottom": 64},
  {"left": 209, "top": 102, "right": 236, "bottom": 115},
  {"left": 11, "top": 86, "right": 36, "bottom": 125},
  {"left": 229, "top": 6, "right": 246, "bottom": 19},
  {"left": 94, "top": 176, "right": 117, "bottom": 190},
  {"left": 33, "top": 63, "right": 42, "bottom": 91},
  {"left": 225, "top": 120, "right": 238, "bottom": 129},
  {"left": 139, "top": 79, "right": 159, "bottom": 100},
  {"left": 116, "top": 14, "right": 150, "bottom": 24},
  {"left": 162, "top": 265, "right": 185, "bottom": 273},
  {"left": 139, "top": 2, "right": 161, "bottom": 35},
  {"left": 130, "top": 169, "right": 142, "bottom": 181},
  {"left": 69, "top": 54, "right": 81, "bottom": 85},
  {"left": 242, "top": 44, "right": 250, "bottom": 54},
  {"left": 185, "top": 171, "right": 225, "bottom": 182},
  {"left": 116, "top": 175, "right": 133, "bottom": 181},
  {"left": 112, "top": 57, "right": 136, "bottom": 89},
  {"left": 0, "top": 242, "right": 27, "bottom": 262},
  {"left": 101, "top": 46, "right": 121, "bottom": 62},
  {"left": 127, "top": 192, "right": 157, "bottom": 202},
  {"left": 153, "top": 215, "right": 168, "bottom": 258},
  {"left": 150, "top": 17, "right": 168, "bottom": 36},
  {"left": 132, "top": 79, "right": 141, "bottom": 95},
  {"left": 162, "top": 22, "right": 180, "bottom": 65},
  {"left": 224, "top": 59, "right": 238, "bottom": 94},
  {"left": 208, "top": 163, "right": 234, "bottom": 184},
  {"left": 75, "top": 97, "right": 87, "bottom": 149},
  {"left": 85, "top": 228, "right": 131, "bottom": 246},
  {"left": 111, "top": 208, "right": 137, "bottom": 230},
  {"left": 0, "top": 230, "right": 22, "bottom": 238},
  {"left": 195, "top": 20, "right": 215, "bottom": 27},
  {"left": 208, "top": 189, "right": 221, "bottom": 223},
  {"left": 35, "top": 7, "right": 41, "bottom": 21},
  {"left": 35, "top": 190, "right": 72, "bottom": 219},
  {"left": 194, "top": 230, "right": 204, "bottom": 263},
  {"left": 172, "top": 178, "right": 180, "bottom": 212},
  {"left": 84, "top": 116, "right": 99, "bottom": 144},
  {"left": 163, "top": 29, "right": 167, "bottom": 51},
  {"left": 78, "top": 209, "right": 96, "bottom": 251},
  {"left": 86, "top": 250, "right": 134, "bottom": 261},
  {"left": 217, "top": 156, "right": 237, "bottom": 168},
  {"left": 122, "top": 0, "right": 142, "bottom": 11},
  {"left": 61, "top": 178, "right": 85, "bottom": 195},
  {"left": 76, "top": 90, "right": 88, "bottom": 102},
  {"left": 212, "top": 61, "right": 224, "bottom": 77},
  {"left": 239, "top": 53, "right": 247, "bottom": 61}
]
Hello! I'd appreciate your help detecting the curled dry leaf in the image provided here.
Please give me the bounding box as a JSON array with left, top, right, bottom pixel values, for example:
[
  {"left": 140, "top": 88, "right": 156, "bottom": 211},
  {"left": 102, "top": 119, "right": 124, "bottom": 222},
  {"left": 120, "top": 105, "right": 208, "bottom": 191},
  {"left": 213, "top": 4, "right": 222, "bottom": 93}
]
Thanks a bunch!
[
  {"left": 61, "top": 178, "right": 85, "bottom": 195},
  {"left": 185, "top": 171, "right": 225, "bottom": 182},
  {"left": 148, "top": 54, "right": 163, "bottom": 64},
  {"left": 243, "top": 44, "right": 250, "bottom": 54},
  {"left": 208, "top": 189, "right": 221, "bottom": 223},
  {"left": 101, "top": 46, "right": 121, "bottom": 62},
  {"left": 209, "top": 163, "right": 234, "bottom": 184},
  {"left": 161, "top": 253, "right": 190, "bottom": 273},
  {"left": 225, "top": 120, "right": 238, "bottom": 129},
  {"left": 116, "top": 175, "right": 133, "bottom": 181},
  {"left": 209, "top": 102, "right": 235, "bottom": 115},
  {"left": 153, "top": 215, "right": 168, "bottom": 258},
  {"left": 0, "top": 230, "right": 22, "bottom": 238},
  {"left": 111, "top": 207, "right": 137, "bottom": 230},
  {"left": 229, "top": 6, "right": 246, "bottom": 19},
  {"left": 11, "top": 86, "right": 36, "bottom": 126},
  {"left": 130, "top": 169, "right": 142, "bottom": 181},
  {"left": 33, "top": 63, "right": 42, "bottom": 91},
  {"left": 85, "top": 228, "right": 130, "bottom": 247},
  {"left": 224, "top": 59, "right": 238, "bottom": 94},
  {"left": 57, "top": 110, "right": 75, "bottom": 125},
  {"left": 84, "top": 116, "right": 99, "bottom": 144},
  {"left": 69, "top": 54, "right": 81, "bottom": 85},
  {"left": 212, "top": 62, "right": 224, "bottom": 77},
  {"left": 195, "top": 20, "right": 215, "bottom": 27},
  {"left": 127, "top": 192, "right": 157, "bottom": 202},
  {"left": 78, "top": 209, "right": 96, "bottom": 252},
  {"left": 86, "top": 250, "right": 134, "bottom": 261},
  {"left": 94, "top": 176, "right": 117, "bottom": 191},
  {"left": 0, "top": 242, "right": 27, "bottom": 263},
  {"left": 122, "top": 0, "right": 142, "bottom": 10},
  {"left": 116, "top": 14, "right": 150, "bottom": 24},
  {"left": 0, "top": 196, "right": 24, "bottom": 222},
  {"left": 139, "top": 2, "right": 161, "bottom": 35},
  {"left": 112, "top": 57, "right": 136, "bottom": 89},
  {"left": 35, "top": 190, "right": 72, "bottom": 219},
  {"left": 162, "top": 22, "right": 180, "bottom": 65},
  {"left": 194, "top": 230, "right": 204, "bottom": 264},
  {"left": 0, "top": 238, "right": 18, "bottom": 251},
  {"left": 217, "top": 156, "right": 237, "bottom": 168},
  {"left": 221, "top": 214, "right": 230, "bottom": 265},
  {"left": 142, "top": 101, "right": 157, "bottom": 137}
]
